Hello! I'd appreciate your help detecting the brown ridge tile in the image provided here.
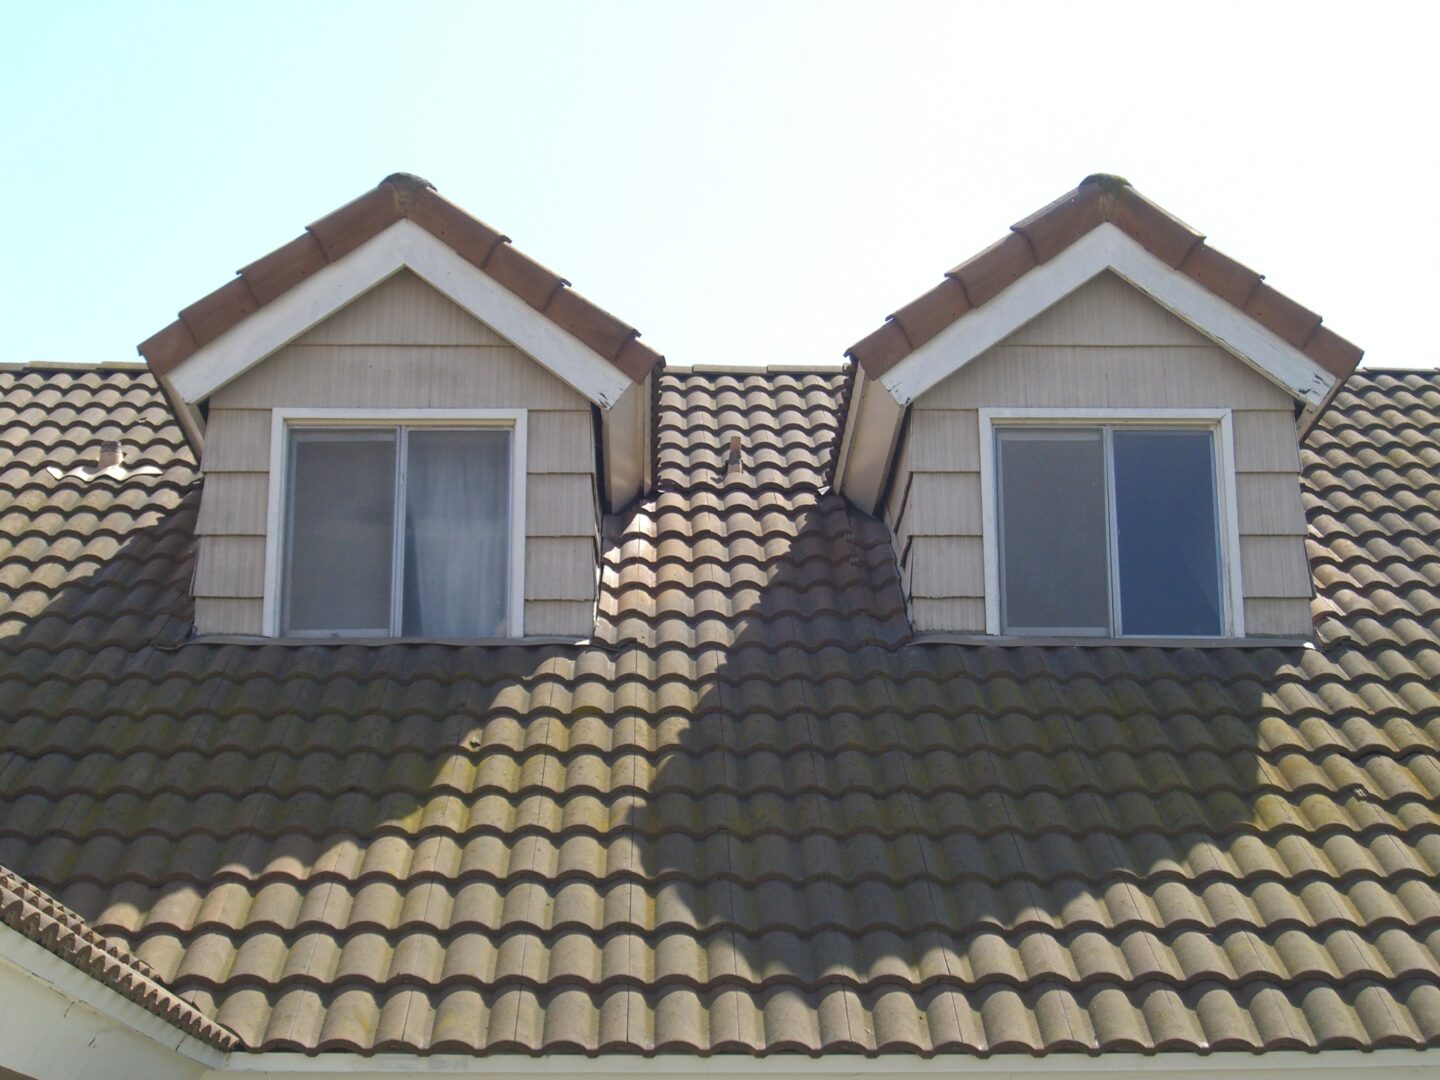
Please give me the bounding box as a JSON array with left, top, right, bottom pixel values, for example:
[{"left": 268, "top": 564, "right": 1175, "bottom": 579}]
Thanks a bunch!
[
  {"left": 1304, "top": 325, "right": 1364, "bottom": 379},
  {"left": 137, "top": 320, "right": 199, "bottom": 377},
  {"left": 177, "top": 277, "right": 259, "bottom": 349},
  {"left": 891, "top": 277, "right": 972, "bottom": 351},
  {"left": 846, "top": 319, "right": 912, "bottom": 379},
  {"left": 239, "top": 233, "right": 329, "bottom": 307},
  {"left": 613, "top": 338, "right": 664, "bottom": 383},
  {"left": 1011, "top": 184, "right": 1106, "bottom": 264},
  {"left": 482, "top": 243, "right": 567, "bottom": 312},
  {"left": 544, "top": 288, "right": 637, "bottom": 361},
  {"left": 306, "top": 186, "right": 403, "bottom": 262},
  {"left": 1109, "top": 186, "right": 1203, "bottom": 268},
  {"left": 1245, "top": 283, "right": 1324, "bottom": 350},
  {"left": 1179, "top": 243, "right": 1264, "bottom": 308},
  {"left": 406, "top": 188, "right": 507, "bottom": 271},
  {"left": 947, "top": 231, "right": 1035, "bottom": 308}
]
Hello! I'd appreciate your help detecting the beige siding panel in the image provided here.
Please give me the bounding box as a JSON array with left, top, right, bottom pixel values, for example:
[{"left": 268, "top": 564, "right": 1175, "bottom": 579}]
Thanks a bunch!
[
  {"left": 1241, "top": 536, "right": 1314, "bottom": 598},
  {"left": 194, "top": 598, "right": 263, "bottom": 636},
  {"left": 527, "top": 474, "right": 598, "bottom": 537},
  {"left": 911, "top": 598, "right": 986, "bottom": 634},
  {"left": 1007, "top": 272, "right": 1216, "bottom": 348},
  {"left": 1233, "top": 411, "right": 1303, "bottom": 473},
  {"left": 921, "top": 344, "right": 1294, "bottom": 411},
  {"left": 194, "top": 537, "right": 266, "bottom": 598},
  {"left": 195, "top": 473, "right": 269, "bottom": 536},
  {"left": 907, "top": 537, "right": 985, "bottom": 598},
  {"left": 528, "top": 411, "right": 596, "bottom": 474},
  {"left": 1236, "top": 473, "right": 1308, "bottom": 536},
  {"left": 202, "top": 409, "right": 272, "bottom": 472},
  {"left": 525, "top": 600, "right": 595, "bottom": 637},
  {"left": 903, "top": 473, "right": 983, "bottom": 537},
  {"left": 212, "top": 346, "right": 589, "bottom": 411},
  {"left": 908, "top": 410, "right": 981, "bottom": 472},
  {"left": 293, "top": 270, "right": 510, "bottom": 347},
  {"left": 525, "top": 538, "right": 598, "bottom": 601},
  {"left": 1244, "top": 597, "right": 1314, "bottom": 637}
]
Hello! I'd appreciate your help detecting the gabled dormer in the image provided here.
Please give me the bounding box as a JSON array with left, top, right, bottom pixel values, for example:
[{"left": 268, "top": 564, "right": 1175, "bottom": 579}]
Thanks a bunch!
[
  {"left": 140, "top": 174, "right": 661, "bottom": 640},
  {"left": 835, "top": 175, "right": 1363, "bottom": 643}
]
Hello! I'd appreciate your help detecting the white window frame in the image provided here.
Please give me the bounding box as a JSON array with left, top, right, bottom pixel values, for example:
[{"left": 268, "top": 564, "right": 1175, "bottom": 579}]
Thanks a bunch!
[
  {"left": 262, "top": 407, "right": 528, "bottom": 639},
  {"left": 977, "top": 407, "right": 1246, "bottom": 640}
]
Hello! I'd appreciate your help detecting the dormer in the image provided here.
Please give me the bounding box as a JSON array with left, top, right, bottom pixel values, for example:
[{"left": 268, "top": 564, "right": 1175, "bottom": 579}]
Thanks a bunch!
[
  {"left": 140, "top": 174, "right": 661, "bottom": 640},
  {"left": 835, "top": 175, "right": 1363, "bottom": 643}
]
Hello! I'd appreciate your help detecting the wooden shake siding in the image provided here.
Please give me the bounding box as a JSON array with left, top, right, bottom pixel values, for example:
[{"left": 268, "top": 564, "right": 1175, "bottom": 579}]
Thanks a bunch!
[
  {"left": 885, "top": 272, "right": 1314, "bottom": 636},
  {"left": 193, "top": 270, "right": 599, "bottom": 637}
]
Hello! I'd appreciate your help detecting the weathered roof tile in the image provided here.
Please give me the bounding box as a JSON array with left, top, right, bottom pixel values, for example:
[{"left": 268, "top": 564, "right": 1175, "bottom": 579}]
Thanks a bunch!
[{"left": 0, "top": 363, "right": 1437, "bottom": 1055}]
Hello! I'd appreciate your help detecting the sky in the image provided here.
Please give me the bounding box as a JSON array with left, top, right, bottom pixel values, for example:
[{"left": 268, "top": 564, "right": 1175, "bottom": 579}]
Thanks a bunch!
[{"left": 0, "top": 1, "right": 1435, "bottom": 370}]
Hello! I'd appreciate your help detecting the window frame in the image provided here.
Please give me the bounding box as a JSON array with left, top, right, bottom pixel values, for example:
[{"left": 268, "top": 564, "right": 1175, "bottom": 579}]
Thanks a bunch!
[
  {"left": 977, "top": 407, "right": 1246, "bottom": 640},
  {"left": 261, "top": 408, "right": 528, "bottom": 639}
]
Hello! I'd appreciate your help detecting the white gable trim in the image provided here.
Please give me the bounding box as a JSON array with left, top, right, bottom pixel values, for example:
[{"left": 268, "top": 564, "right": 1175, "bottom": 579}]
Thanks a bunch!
[
  {"left": 165, "top": 219, "right": 634, "bottom": 411},
  {"left": 878, "top": 222, "right": 1336, "bottom": 409}
]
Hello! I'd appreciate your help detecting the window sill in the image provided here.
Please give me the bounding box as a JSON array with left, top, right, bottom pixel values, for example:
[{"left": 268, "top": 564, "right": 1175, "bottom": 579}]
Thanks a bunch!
[
  {"left": 909, "top": 633, "right": 1315, "bottom": 650},
  {"left": 178, "top": 633, "right": 592, "bottom": 648}
]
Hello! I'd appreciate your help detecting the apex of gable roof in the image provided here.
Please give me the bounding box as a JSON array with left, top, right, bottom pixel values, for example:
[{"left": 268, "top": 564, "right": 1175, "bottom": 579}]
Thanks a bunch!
[
  {"left": 853, "top": 175, "right": 1361, "bottom": 387},
  {"left": 139, "top": 174, "right": 663, "bottom": 388},
  {"left": 381, "top": 171, "right": 435, "bottom": 192}
]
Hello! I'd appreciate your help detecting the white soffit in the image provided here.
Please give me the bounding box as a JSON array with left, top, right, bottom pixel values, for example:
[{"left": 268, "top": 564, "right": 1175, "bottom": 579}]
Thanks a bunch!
[
  {"left": 878, "top": 222, "right": 1337, "bottom": 409},
  {"left": 165, "top": 219, "right": 634, "bottom": 411}
]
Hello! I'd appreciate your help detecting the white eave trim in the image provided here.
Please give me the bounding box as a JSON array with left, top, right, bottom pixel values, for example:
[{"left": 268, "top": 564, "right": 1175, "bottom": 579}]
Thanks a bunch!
[
  {"left": 164, "top": 219, "right": 634, "bottom": 412},
  {"left": 878, "top": 222, "right": 1337, "bottom": 409},
  {"left": 0, "top": 920, "right": 227, "bottom": 1075},
  {"left": 212, "top": 1048, "right": 1438, "bottom": 1078}
]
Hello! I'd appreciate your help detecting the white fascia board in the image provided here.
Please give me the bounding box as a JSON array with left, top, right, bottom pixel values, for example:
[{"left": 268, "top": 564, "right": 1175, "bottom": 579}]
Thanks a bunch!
[
  {"left": 835, "top": 364, "right": 906, "bottom": 515},
  {"left": 879, "top": 223, "right": 1336, "bottom": 409},
  {"left": 166, "top": 219, "right": 633, "bottom": 412},
  {"left": 211, "top": 1049, "right": 1438, "bottom": 1078},
  {"left": 0, "top": 921, "right": 225, "bottom": 1078}
]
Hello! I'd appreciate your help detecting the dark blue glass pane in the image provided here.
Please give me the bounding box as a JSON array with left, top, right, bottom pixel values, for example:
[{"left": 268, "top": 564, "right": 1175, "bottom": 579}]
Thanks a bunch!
[{"left": 1112, "top": 429, "right": 1223, "bottom": 636}]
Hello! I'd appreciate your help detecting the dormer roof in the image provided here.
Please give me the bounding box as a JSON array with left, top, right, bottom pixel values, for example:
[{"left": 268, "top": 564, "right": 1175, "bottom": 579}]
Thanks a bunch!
[
  {"left": 847, "top": 175, "right": 1361, "bottom": 405},
  {"left": 835, "top": 176, "right": 1366, "bottom": 512},
  {"left": 139, "top": 174, "right": 664, "bottom": 450}
]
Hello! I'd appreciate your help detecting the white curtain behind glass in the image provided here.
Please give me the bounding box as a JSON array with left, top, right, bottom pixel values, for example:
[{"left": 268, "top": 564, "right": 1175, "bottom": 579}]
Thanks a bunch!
[{"left": 402, "top": 428, "right": 510, "bottom": 637}]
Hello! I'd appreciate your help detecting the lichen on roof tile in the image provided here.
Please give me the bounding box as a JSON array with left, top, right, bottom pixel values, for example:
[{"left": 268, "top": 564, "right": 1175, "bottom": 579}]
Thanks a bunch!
[{"left": 0, "top": 364, "right": 1437, "bottom": 1054}]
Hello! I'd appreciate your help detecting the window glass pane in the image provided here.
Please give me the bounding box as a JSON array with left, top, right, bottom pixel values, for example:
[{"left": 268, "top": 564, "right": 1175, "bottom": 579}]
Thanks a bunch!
[
  {"left": 997, "top": 429, "right": 1109, "bottom": 633},
  {"left": 401, "top": 428, "right": 510, "bottom": 637},
  {"left": 285, "top": 429, "right": 396, "bottom": 633},
  {"left": 1112, "top": 429, "right": 1223, "bottom": 636}
]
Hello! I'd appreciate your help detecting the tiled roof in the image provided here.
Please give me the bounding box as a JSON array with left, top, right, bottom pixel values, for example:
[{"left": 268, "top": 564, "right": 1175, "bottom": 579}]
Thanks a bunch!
[
  {"left": 1, "top": 362, "right": 1439, "bottom": 1054},
  {"left": 137, "top": 174, "right": 664, "bottom": 384},
  {"left": 847, "top": 175, "right": 1365, "bottom": 382},
  {"left": 0, "top": 859, "right": 239, "bottom": 1049}
]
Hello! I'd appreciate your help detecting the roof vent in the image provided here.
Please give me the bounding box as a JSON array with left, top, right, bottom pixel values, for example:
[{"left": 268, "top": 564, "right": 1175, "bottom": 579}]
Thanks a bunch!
[{"left": 725, "top": 435, "right": 743, "bottom": 477}]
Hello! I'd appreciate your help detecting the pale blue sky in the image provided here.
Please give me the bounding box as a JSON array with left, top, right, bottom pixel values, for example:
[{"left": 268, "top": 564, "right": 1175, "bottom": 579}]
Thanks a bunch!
[{"left": 1, "top": 1, "right": 1434, "bottom": 368}]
